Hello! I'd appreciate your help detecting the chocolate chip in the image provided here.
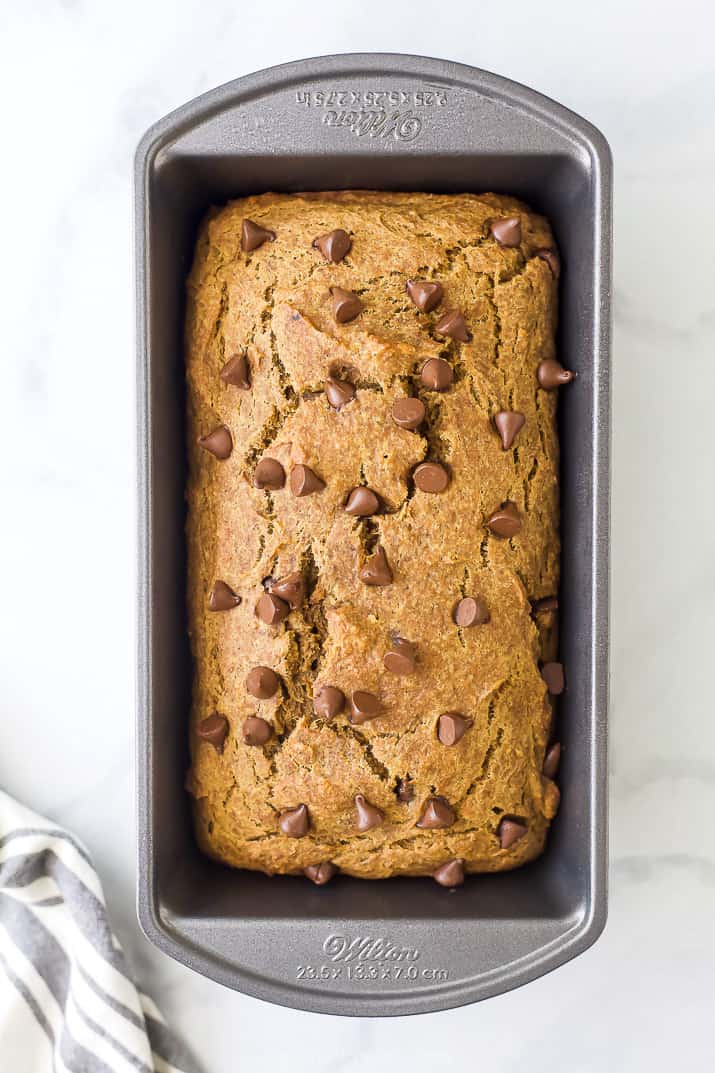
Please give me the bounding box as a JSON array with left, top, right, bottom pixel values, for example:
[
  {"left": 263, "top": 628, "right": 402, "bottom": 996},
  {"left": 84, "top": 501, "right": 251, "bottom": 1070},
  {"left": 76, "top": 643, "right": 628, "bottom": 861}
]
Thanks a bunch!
[
  {"left": 396, "top": 777, "right": 414, "bottom": 803},
  {"left": 241, "top": 219, "right": 275, "bottom": 252},
  {"left": 354, "top": 794, "right": 384, "bottom": 831},
  {"left": 437, "top": 712, "right": 473, "bottom": 746},
  {"left": 416, "top": 797, "right": 455, "bottom": 829},
  {"left": 541, "top": 662, "right": 565, "bottom": 695},
  {"left": 255, "top": 592, "right": 290, "bottom": 625},
  {"left": 304, "top": 862, "right": 337, "bottom": 885},
  {"left": 406, "top": 279, "right": 444, "bottom": 313},
  {"left": 268, "top": 571, "right": 305, "bottom": 609},
  {"left": 242, "top": 716, "right": 273, "bottom": 746},
  {"left": 433, "top": 859, "right": 465, "bottom": 888},
  {"left": 313, "top": 228, "right": 352, "bottom": 262},
  {"left": 254, "top": 457, "right": 285, "bottom": 490},
  {"left": 391, "top": 397, "right": 425, "bottom": 430},
  {"left": 220, "top": 353, "right": 250, "bottom": 388},
  {"left": 420, "top": 357, "right": 453, "bottom": 391},
  {"left": 453, "top": 596, "right": 489, "bottom": 627},
  {"left": 278, "top": 804, "right": 310, "bottom": 838},
  {"left": 246, "top": 665, "right": 280, "bottom": 699},
  {"left": 498, "top": 817, "right": 528, "bottom": 849},
  {"left": 487, "top": 501, "right": 522, "bottom": 538},
  {"left": 313, "top": 685, "right": 345, "bottom": 720},
  {"left": 349, "top": 691, "right": 381, "bottom": 725},
  {"left": 198, "top": 425, "right": 232, "bottom": 460},
  {"left": 208, "top": 580, "right": 241, "bottom": 611},
  {"left": 344, "top": 487, "right": 380, "bottom": 516},
  {"left": 494, "top": 411, "right": 526, "bottom": 450},
  {"left": 435, "top": 309, "right": 471, "bottom": 342},
  {"left": 325, "top": 377, "right": 355, "bottom": 409},
  {"left": 543, "top": 741, "right": 561, "bottom": 779},
  {"left": 359, "top": 546, "right": 393, "bottom": 586},
  {"left": 532, "top": 596, "right": 559, "bottom": 614},
  {"left": 196, "top": 713, "right": 228, "bottom": 752},
  {"left": 537, "top": 359, "right": 576, "bottom": 390},
  {"left": 383, "top": 638, "right": 417, "bottom": 676},
  {"left": 289, "top": 465, "right": 325, "bottom": 496},
  {"left": 330, "top": 286, "right": 364, "bottom": 323},
  {"left": 490, "top": 216, "right": 522, "bottom": 247},
  {"left": 413, "top": 462, "right": 449, "bottom": 493},
  {"left": 535, "top": 248, "right": 560, "bottom": 278}
]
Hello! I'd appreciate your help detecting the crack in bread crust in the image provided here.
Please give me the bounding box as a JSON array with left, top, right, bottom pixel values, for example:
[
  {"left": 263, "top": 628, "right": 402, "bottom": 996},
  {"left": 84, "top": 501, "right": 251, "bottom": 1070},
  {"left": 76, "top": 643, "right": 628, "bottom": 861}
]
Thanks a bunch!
[{"left": 186, "top": 191, "right": 561, "bottom": 879}]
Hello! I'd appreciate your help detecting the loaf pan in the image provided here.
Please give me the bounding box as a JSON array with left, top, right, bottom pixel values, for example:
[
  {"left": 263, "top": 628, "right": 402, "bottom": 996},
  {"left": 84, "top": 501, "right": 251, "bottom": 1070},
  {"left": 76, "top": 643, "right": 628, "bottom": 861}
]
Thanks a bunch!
[{"left": 135, "top": 53, "right": 611, "bottom": 1016}]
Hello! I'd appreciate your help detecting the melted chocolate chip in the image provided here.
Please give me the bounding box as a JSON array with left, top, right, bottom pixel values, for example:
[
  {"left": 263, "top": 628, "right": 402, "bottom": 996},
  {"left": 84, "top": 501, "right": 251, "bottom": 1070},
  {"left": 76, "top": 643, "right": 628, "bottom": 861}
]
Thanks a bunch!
[
  {"left": 330, "top": 286, "right": 364, "bottom": 323},
  {"left": 325, "top": 377, "right": 355, "bottom": 409},
  {"left": 246, "top": 666, "right": 280, "bottom": 699},
  {"left": 313, "top": 685, "right": 345, "bottom": 720},
  {"left": 304, "top": 862, "right": 337, "bottom": 885},
  {"left": 354, "top": 794, "right": 384, "bottom": 832},
  {"left": 537, "top": 359, "right": 576, "bottom": 390},
  {"left": 241, "top": 219, "right": 275, "bottom": 252},
  {"left": 359, "top": 546, "right": 393, "bottom": 586},
  {"left": 406, "top": 279, "right": 444, "bottom": 313},
  {"left": 490, "top": 216, "right": 522, "bottom": 247},
  {"left": 413, "top": 462, "right": 449, "bottom": 493},
  {"left": 344, "top": 487, "right": 380, "bottom": 516},
  {"left": 434, "top": 309, "right": 471, "bottom": 342},
  {"left": 437, "top": 712, "right": 473, "bottom": 746},
  {"left": 253, "top": 457, "right": 285, "bottom": 490},
  {"left": 349, "top": 691, "right": 381, "bottom": 725},
  {"left": 313, "top": 228, "right": 352, "bottom": 262},
  {"left": 196, "top": 713, "right": 228, "bottom": 752},
  {"left": 391, "top": 397, "right": 426, "bottom": 430},
  {"left": 498, "top": 817, "right": 528, "bottom": 849},
  {"left": 255, "top": 592, "right": 290, "bottom": 626},
  {"left": 198, "top": 426, "right": 232, "bottom": 460},
  {"left": 383, "top": 638, "right": 417, "bottom": 675},
  {"left": 278, "top": 804, "right": 310, "bottom": 838},
  {"left": 220, "top": 353, "right": 250, "bottom": 388},
  {"left": 542, "top": 741, "right": 561, "bottom": 780},
  {"left": 269, "top": 571, "right": 305, "bottom": 609},
  {"left": 532, "top": 596, "right": 559, "bottom": 614},
  {"left": 289, "top": 465, "right": 325, "bottom": 497},
  {"left": 541, "top": 662, "right": 565, "bottom": 695},
  {"left": 535, "top": 248, "right": 561, "bottom": 278},
  {"left": 208, "top": 581, "right": 241, "bottom": 612},
  {"left": 487, "top": 502, "right": 522, "bottom": 538},
  {"left": 433, "top": 859, "right": 465, "bottom": 888},
  {"left": 420, "top": 357, "right": 454, "bottom": 391},
  {"left": 242, "top": 716, "right": 273, "bottom": 746},
  {"left": 494, "top": 411, "right": 526, "bottom": 450},
  {"left": 396, "top": 777, "right": 414, "bottom": 803},
  {"left": 453, "top": 596, "right": 489, "bottom": 627},
  {"left": 417, "top": 797, "right": 456, "bottom": 829}
]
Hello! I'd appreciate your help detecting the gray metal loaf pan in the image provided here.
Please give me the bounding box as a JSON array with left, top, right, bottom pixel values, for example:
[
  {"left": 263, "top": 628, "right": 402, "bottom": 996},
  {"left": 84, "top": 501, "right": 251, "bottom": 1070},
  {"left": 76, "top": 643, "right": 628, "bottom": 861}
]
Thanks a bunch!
[{"left": 135, "top": 53, "right": 611, "bottom": 1016}]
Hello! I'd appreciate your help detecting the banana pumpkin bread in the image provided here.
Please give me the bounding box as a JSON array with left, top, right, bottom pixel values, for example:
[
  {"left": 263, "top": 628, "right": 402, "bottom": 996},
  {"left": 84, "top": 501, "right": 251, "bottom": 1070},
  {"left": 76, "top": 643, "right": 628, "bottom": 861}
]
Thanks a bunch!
[{"left": 185, "top": 191, "right": 569, "bottom": 886}]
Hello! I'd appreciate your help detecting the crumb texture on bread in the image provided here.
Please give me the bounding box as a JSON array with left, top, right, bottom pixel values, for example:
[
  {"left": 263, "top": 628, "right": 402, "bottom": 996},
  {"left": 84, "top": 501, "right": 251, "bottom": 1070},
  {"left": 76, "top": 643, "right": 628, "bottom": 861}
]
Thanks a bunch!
[{"left": 186, "top": 191, "right": 561, "bottom": 880}]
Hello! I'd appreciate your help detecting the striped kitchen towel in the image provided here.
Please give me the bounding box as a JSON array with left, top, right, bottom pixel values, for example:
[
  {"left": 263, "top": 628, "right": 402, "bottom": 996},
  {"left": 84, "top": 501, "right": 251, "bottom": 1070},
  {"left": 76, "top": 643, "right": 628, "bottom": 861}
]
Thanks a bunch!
[{"left": 0, "top": 790, "right": 200, "bottom": 1073}]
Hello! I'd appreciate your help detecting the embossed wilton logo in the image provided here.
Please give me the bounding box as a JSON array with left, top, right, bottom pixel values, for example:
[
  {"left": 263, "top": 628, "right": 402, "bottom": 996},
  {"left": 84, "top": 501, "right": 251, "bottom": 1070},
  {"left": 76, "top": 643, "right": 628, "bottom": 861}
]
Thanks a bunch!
[
  {"left": 323, "top": 935, "right": 421, "bottom": 963},
  {"left": 322, "top": 109, "right": 422, "bottom": 142}
]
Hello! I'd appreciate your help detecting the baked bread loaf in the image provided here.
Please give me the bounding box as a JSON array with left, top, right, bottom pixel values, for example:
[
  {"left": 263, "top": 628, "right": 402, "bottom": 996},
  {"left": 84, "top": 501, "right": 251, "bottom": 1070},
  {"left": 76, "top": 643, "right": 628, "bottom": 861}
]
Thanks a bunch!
[{"left": 185, "top": 191, "right": 568, "bottom": 885}]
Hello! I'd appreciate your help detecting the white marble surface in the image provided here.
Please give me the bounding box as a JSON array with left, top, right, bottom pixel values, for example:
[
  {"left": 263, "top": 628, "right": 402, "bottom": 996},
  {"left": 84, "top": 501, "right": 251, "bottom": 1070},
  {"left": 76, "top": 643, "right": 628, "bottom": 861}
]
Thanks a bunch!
[{"left": 2, "top": 0, "right": 715, "bottom": 1068}]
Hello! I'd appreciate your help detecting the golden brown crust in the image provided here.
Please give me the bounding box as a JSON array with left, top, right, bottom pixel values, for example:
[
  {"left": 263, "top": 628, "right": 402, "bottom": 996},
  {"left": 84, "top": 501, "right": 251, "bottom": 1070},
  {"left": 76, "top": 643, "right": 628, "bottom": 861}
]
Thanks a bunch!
[{"left": 186, "top": 191, "right": 561, "bottom": 879}]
